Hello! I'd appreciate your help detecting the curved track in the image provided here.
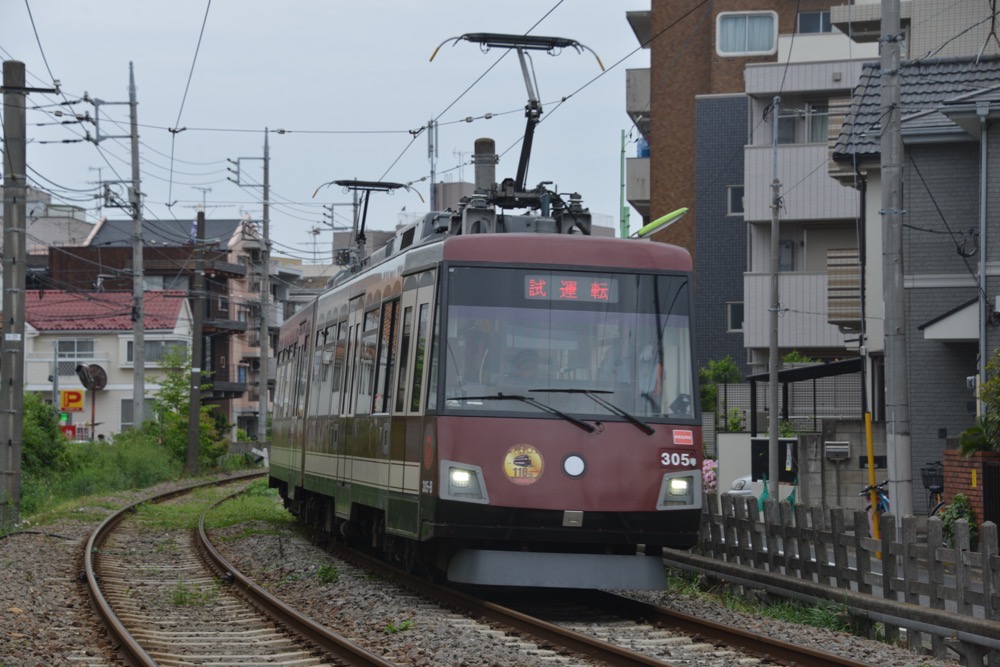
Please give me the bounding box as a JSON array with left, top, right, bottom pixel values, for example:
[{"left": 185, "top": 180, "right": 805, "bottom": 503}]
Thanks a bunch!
[{"left": 84, "top": 472, "right": 394, "bottom": 667}]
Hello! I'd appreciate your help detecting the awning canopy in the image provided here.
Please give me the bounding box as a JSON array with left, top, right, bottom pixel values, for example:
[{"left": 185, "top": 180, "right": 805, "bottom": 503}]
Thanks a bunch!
[{"left": 918, "top": 298, "right": 977, "bottom": 342}]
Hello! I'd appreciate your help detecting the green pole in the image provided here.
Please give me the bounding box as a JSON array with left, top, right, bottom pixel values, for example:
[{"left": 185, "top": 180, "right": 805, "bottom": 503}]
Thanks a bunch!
[{"left": 620, "top": 129, "right": 630, "bottom": 238}]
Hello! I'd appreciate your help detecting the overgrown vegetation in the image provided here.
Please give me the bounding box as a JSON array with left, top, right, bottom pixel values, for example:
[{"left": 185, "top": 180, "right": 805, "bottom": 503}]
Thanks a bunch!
[
  {"left": 960, "top": 349, "right": 1000, "bottom": 454},
  {"left": 938, "top": 493, "right": 979, "bottom": 550},
  {"left": 666, "top": 569, "right": 860, "bottom": 635},
  {"left": 782, "top": 350, "right": 818, "bottom": 365},
  {"left": 12, "top": 348, "right": 257, "bottom": 528}
]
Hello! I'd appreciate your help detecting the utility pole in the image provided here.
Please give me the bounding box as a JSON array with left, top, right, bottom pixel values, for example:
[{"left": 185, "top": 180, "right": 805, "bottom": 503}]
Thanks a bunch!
[
  {"left": 257, "top": 131, "right": 271, "bottom": 448},
  {"left": 428, "top": 119, "right": 438, "bottom": 211},
  {"left": 187, "top": 210, "right": 205, "bottom": 474},
  {"left": 129, "top": 62, "right": 146, "bottom": 428},
  {"left": 768, "top": 95, "right": 782, "bottom": 500},
  {"left": 227, "top": 130, "right": 271, "bottom": 448},
  {"left": 619, "top": 129, "right": 631, "bottom": 238},
  {"left": 881, "top": 0, "right": 912, "bottom": 518},
  {"left": 0, "top": 62, "right": 55, "bottom": 529}
]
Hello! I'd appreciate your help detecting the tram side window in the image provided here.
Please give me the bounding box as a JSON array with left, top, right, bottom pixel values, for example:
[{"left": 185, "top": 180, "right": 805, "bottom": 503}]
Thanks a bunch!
[
  {"left": 298, "top": 336, "right": 310, "bottom": 417},
  {"left": 394, "top": 306, "right": 414, "bottom": 413},
  {"left": 330, "top": 321, "right": 346, "bottom": 415},
  {"left": 355, "top": 309, "right": 380, "bottom": 415},
  {"left": 314, "top": 328, "right": 336, "bottom": 420},
  {"left": 274, "top": 350, "right": 287, "bottom": 419},
  {"left": 410, "top": 302, "right": 430, "bottom": 411},
  {"left": 340, "top": 323, "right": 356, "bottom": 416},
  {"left": 308, "top": 329, "right": 328, "bottom": 417},
  {"left": 372, "top": 300, "right": 399, "bottom": 414},
  {"left": 426, "top": 306, "right": 440, "bottom": 411}
]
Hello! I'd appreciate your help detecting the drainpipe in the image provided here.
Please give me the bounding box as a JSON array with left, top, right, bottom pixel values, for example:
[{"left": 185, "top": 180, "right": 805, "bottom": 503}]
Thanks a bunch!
[{"left": 978, "top": 102, "right": 989, "bottom": 417}]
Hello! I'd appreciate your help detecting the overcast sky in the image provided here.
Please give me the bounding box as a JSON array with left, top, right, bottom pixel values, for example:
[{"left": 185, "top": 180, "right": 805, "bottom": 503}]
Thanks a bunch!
[{"left": 2, "top": 1, "right": 651, "bottom": 264}]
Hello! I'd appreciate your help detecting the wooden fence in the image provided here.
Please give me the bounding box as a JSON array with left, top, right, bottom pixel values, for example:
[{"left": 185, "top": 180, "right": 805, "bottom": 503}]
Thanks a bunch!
[{"left": 696, "top": 493, "right": 1000, "bottom": 663}]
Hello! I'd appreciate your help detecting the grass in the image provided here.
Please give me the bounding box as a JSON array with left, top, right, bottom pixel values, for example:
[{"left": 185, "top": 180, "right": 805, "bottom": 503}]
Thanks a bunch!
[
  {"left": 170, "top": 578, "right": 219, "bottom": 607},
  {"left": 203, "top": 480, "right": 295, "bottom": 531},
  {"left": 17, "top": 438, "right": 184, "bottom": 522},
  {"left": 665, "top": 569, "right": 859, "bottom": 635},
  {"left": 384, "top": 619, "right": 415, "bottom": 634}
]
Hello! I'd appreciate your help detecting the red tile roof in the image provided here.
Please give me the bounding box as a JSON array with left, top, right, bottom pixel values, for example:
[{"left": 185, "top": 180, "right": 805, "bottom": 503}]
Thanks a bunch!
[{"left": 24, "top": 290, "right": 188, "bottom": 331}]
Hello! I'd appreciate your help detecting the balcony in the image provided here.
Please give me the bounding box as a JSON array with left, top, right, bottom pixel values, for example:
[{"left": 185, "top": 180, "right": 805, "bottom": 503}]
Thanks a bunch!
[
  {"left": 207, "top": 258, "right": 246, "bottom": 279},
  {"left": 626, "top": 68, "right": 650, "bottom": 137},
  {"left": 205, "top": 371, "right": 248, "bottom": 400},
  {"left": 743, "top": 144, "right": 858, "bottom": 222},
  {"left": 203, "top": 317, "right": 248, "bottom": 335},
  {"left": 743, "top": 272, "right": 848, "bottom": 350},
  {"left": 626, "top": 156, "right": 650, "bottom": 220}
]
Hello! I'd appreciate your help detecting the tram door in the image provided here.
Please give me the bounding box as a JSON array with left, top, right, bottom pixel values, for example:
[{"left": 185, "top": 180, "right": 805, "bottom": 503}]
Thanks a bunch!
[
  {"left": 388, "top": 270, "right": 436, "bottom": 537},
  {"left": 336, "top": 296, "right": 365, "bottom": 488}
]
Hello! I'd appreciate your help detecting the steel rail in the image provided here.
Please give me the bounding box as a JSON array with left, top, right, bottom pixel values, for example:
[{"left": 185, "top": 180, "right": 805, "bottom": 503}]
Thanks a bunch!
[
  {"left": 196, "top": 486, "right": 398, "bottom": 667},
  {"left": 84, "top": 471, "right": 263, "bottom": 667}
]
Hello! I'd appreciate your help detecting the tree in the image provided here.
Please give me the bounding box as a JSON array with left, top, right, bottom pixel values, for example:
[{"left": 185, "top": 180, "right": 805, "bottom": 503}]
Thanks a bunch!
[
  {"left": 147, "top": 347, "right": 229, "bottom": 468},
  {"left": 22, "top": 392, "right": 67, "bottom": 474},
  {"left": 699, "top": 356, "right": 742, "bottom": 414}
]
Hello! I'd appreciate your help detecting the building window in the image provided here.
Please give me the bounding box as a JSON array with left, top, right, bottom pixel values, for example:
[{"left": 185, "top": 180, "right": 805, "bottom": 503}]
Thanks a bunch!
[
  {"left": 717, "top": 11, "right": 777, "bottom": 56},
  {"left": 798, "top": 10, "right": 831, "bottom": 34},
  {"left": 218, "top": 296, "right": 230, "bottom": 312},
  {"left": 121, "top": 398, "right": 156, "bottom": 430},
  {"left": 727, "top": 302, "right": 745, "bottom": 332},
  {"left": 727, "top": 185, "right": 745, "bottom": 216},
  {"left": 127, "top": 339, "right": 187, "bottom": 364},
  {"left": 806, "top": 103, "right": 829, "bottom": 143},
  {"left": 57, "top": 338, "right": 95, "bottom": 375}
]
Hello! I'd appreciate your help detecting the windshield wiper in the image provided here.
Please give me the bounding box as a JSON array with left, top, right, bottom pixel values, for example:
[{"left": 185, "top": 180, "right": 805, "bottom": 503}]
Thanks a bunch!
[
  {"left": 531, "top": 388, "right": 655, "bottom": 435},
  {"left": 445, "top": 393, "right": 596, "bottom": 433}
]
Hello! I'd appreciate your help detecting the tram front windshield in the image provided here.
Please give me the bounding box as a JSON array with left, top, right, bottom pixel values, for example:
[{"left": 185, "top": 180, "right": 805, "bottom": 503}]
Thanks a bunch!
[{"left": 442, "top": 266, "right": 695, "bottom": 420}]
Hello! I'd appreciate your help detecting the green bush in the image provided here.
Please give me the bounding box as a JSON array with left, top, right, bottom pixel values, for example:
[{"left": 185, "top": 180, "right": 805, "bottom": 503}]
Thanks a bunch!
[
  {"left": 22, "top": 392, "right": 68, "bottom": 475},
  {"left": 938, "top": 493, "right": 978, "bottom": 550}
]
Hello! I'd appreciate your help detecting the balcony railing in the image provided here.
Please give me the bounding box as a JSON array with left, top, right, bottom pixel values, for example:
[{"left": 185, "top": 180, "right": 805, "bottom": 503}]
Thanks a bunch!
[{"left": 743, "top": 272, "right": 848, "bottom": 349}]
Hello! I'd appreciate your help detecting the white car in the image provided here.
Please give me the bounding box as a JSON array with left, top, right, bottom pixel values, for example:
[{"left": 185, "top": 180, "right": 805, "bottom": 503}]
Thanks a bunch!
[{"left": 726, "top": 475, "right": 796, "bottom": 502}]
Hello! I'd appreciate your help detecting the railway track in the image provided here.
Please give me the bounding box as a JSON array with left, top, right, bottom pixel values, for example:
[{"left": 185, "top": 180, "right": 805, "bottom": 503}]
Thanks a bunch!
[
  {"left": 311, "top": 536, "right": 878, "bottom": 667},
  {"left": 84, "top": 475, "right": 881, "bottom": 666},
  {"left": 83, "top": 472, "right": 394, "bottom": 667}
]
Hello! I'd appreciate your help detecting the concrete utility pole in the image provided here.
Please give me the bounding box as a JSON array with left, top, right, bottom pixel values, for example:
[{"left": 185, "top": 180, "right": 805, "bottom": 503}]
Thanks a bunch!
[
  {"left": 129, "top": 63, "right": 146, "bottom": 427},
  {"left": 257, "top": 131, "right": 271, "bottom": 448},
  {"left": 187, "top": 210, "right": 205, "bottom": 474},
  {"left": 768, "top": 95, "right": 782, "bottom": 499},
  {"left": 227, "top": 131, "right": 272, "bottom": 448},
  {"left": 0, "top": 61, "right": 55, "bottom": 529},
  {"left": 1, "top": 61, "right": 27, "bottom": 529},
  {"left": 881, "top": 0, "right": 913, "bottom": 518}
]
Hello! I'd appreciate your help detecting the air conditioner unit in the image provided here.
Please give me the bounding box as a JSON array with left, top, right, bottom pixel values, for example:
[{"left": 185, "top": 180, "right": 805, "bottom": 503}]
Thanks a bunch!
[{"left": 824, "top": 441, "right": 850, "bottom": 460}]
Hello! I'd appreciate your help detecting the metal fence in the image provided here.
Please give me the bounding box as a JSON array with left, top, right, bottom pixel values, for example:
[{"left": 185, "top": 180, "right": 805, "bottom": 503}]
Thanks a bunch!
[{"left": 712, "top": 372, "right": 864, "bottom": 435}]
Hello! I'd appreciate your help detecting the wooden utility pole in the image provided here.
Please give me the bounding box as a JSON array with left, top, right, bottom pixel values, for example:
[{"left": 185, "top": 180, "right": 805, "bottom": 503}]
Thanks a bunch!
[
  {"left": 186, "top": 210, "right": 205, "bottom": 474},
  {"left": 881, "top": 0, "right": 913, "bottom": 518}
]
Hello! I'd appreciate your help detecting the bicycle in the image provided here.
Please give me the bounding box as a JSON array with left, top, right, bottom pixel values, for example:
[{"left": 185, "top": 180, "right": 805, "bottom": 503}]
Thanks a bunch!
[
  {"left": 858, "top": 480, "right": 889, "bottom": 538},
  {"left": 921, "top": 461, "right": 945, "bottom": 516}
]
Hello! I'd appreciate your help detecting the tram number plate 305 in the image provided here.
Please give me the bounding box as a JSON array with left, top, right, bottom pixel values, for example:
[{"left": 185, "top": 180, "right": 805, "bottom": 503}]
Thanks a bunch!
[{"left": 659, "top": 451, "right": 696, "bottom": 468}]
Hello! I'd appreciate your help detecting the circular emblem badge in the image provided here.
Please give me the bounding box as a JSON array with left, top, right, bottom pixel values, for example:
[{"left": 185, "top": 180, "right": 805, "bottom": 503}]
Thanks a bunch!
[{"left": 503, "top": 444, "right": 544, "bottom": 485}]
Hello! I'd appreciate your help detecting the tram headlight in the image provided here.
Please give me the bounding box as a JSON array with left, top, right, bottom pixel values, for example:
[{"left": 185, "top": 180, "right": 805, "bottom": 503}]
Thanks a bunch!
[
  {"left": 450, "top": 468, "right": 472, "bottom": 488},
  {"left": 657, "top": 471, "right": 700, "bottom": 510},
  {"left": 669, "top": 477, "right": 690, "bottom": 496},
  {"left": 441, "top": 461, "right": 489, "bottom": 504}
]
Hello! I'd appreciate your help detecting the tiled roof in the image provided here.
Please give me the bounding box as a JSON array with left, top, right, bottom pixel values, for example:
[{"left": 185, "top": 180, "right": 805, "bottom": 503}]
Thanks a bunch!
[
  {"left": 24, "top": 290, "right": 187, "bottom": 331},
  {"left": 833, "top": 56, "right": 1000, "bottom": 160}
]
